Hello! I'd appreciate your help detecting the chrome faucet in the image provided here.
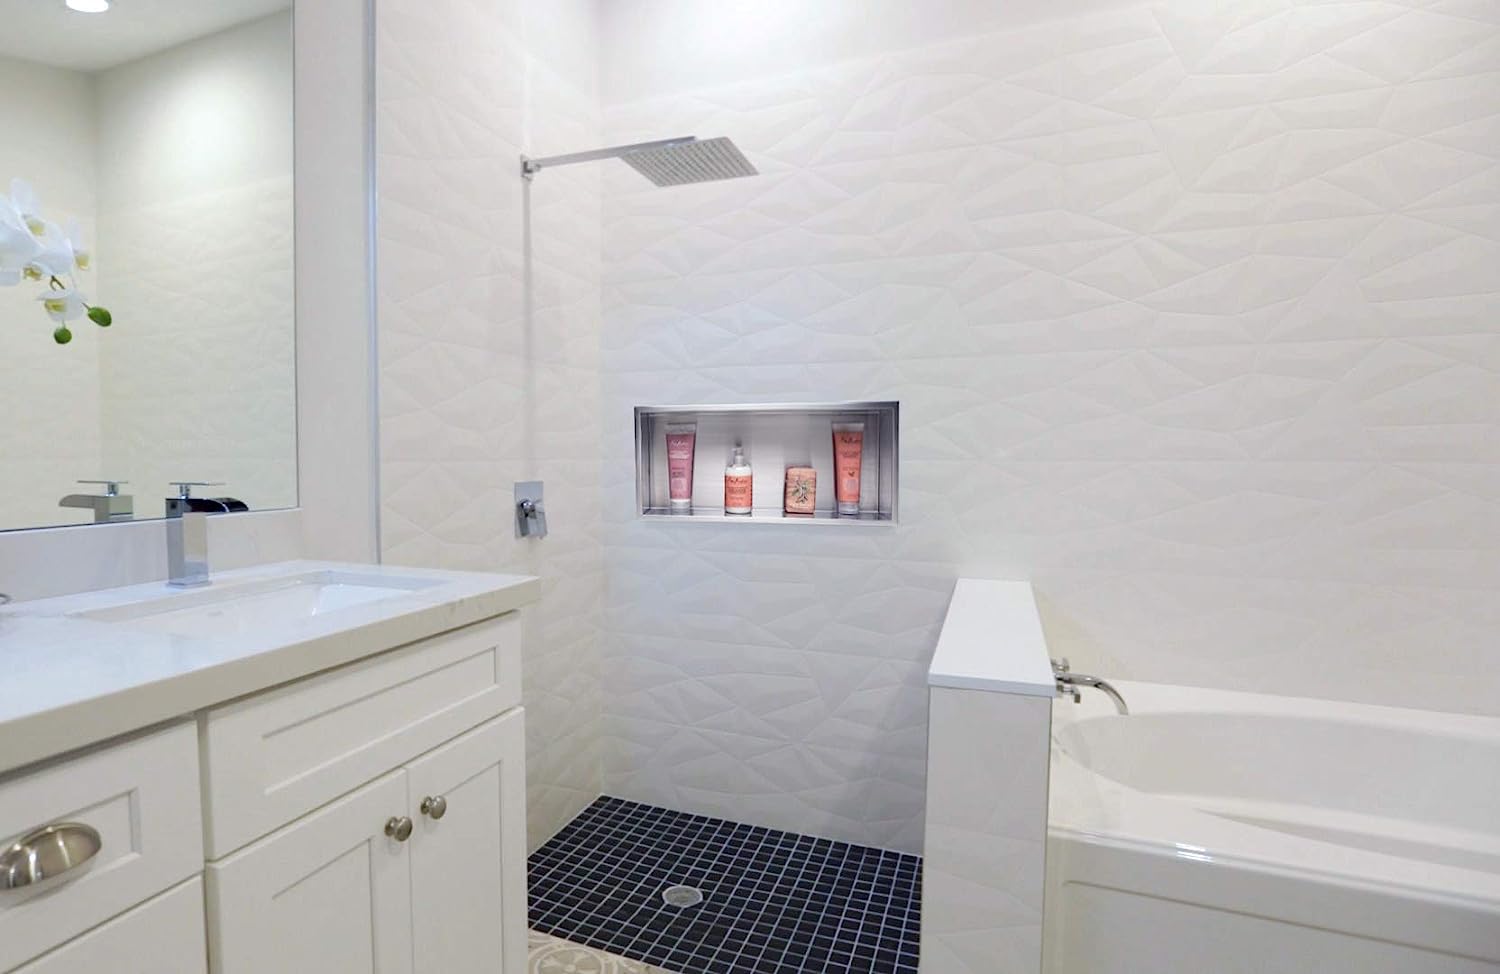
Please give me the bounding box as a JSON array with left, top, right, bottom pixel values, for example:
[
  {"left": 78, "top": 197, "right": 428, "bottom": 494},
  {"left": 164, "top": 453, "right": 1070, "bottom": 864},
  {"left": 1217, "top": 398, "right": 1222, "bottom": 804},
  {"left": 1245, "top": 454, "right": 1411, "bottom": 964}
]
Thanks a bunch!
[
  {"left": 1053, "top": 658, "right": 1128, "bottom": 715},
  {"left": 59, "top": 480, "right": 133, "bottom": 523},
  {"left": 165, "top": 482, "right": 223, "bottom": 588}
]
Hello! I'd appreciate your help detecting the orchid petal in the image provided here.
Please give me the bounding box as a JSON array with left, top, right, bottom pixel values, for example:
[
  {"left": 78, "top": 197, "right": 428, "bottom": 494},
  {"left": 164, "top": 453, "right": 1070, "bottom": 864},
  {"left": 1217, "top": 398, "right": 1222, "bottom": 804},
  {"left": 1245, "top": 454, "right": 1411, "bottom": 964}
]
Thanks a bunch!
[
  {"left": 9, "top": 179, "right": 40, "bottom": 219},
  {"left": 37, "top": 287, "right": 87, "bottom": 322},
  {"left": 27, "top": 221, "right": 76, "bottom": 279},
  {"left": 0, "top": 198, "right": 41, "bottom": 276},
  {"left": 65, "top": 217, "right": 91, "bottom": 271}
]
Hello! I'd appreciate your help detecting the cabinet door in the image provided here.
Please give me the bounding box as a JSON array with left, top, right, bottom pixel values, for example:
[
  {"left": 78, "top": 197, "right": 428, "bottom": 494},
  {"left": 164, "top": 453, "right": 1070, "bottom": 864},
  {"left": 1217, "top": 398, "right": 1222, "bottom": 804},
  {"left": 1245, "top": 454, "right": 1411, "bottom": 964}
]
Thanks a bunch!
[
  {"left": 205, "top": 771, "right": 413, "bottom": 974},
  {"left": 406, "top": 709, "right": 527, "bottom": 974}
]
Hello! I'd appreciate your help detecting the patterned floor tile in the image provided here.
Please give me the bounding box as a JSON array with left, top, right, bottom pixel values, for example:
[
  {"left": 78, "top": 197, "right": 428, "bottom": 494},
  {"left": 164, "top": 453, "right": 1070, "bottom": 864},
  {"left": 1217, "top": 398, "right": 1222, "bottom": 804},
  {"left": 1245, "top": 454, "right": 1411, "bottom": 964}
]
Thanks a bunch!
[{"left": 529, "top": 930, "right": 681, "bottom": 973}]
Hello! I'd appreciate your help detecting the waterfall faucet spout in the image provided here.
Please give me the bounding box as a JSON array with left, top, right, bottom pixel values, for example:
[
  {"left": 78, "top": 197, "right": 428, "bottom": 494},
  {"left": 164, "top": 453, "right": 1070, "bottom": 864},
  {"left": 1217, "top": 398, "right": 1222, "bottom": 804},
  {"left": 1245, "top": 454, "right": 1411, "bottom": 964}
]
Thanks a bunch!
[{"left": 165, "top": 482, "right": 225, "bottom": 588}]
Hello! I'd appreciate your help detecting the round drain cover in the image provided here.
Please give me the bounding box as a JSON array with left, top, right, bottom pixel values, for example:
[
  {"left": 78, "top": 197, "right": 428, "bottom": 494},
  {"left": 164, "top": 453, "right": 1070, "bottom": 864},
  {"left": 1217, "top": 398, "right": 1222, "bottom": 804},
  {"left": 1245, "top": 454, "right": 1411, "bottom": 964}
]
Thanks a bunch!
[{"left": 661, "top": 884, "right": 704, "bottom": 908}]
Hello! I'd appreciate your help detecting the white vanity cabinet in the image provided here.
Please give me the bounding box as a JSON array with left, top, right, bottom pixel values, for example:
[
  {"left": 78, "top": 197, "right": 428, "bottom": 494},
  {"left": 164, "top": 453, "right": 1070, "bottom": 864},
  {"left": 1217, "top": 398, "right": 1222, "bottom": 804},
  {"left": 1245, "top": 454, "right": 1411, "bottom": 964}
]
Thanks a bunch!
[
  {"left": 203, "top": 615, "right": 528, "bottom": 974},
  {"left": 205, "top": 712, "right": 527, "bottom": 974},
  {"left": 0, "top": 563, "right": 536, "bottom": 974}
]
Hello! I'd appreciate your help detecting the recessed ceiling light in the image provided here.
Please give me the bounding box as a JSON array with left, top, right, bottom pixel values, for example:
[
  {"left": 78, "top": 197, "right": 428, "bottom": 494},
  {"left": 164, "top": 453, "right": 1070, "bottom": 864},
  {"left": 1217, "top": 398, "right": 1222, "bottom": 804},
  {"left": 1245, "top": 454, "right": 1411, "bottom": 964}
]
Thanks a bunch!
[{"left": 65, "top": 0, "right": 111, "bottom": 12}]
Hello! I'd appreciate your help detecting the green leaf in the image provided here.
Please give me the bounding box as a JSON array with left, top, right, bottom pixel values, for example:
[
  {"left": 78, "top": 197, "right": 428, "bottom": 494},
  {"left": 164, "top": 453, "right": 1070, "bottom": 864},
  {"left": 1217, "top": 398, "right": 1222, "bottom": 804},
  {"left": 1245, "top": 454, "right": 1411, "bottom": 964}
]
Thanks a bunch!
[
  {"left": 88, "top": 306, "right": 113, "bottom": 327},
  {"left": 53, "top": 326, "right": 73, "bottom": 345}
]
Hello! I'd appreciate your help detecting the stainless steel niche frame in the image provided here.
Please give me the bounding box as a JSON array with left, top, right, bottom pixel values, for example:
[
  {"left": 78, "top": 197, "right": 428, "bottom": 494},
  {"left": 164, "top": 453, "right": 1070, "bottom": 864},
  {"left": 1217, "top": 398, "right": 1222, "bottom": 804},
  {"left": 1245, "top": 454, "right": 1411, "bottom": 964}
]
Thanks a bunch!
[{"left": 634, "top": 402, "right": 899, "bottom": 526}]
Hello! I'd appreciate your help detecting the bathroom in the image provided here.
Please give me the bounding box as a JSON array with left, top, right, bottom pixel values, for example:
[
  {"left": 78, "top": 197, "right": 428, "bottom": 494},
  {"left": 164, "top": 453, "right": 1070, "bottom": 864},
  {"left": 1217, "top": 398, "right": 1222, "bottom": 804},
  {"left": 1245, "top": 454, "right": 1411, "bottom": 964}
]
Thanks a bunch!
[{"left": 0, "top": 0, "right": 1495, "bottom": 971}]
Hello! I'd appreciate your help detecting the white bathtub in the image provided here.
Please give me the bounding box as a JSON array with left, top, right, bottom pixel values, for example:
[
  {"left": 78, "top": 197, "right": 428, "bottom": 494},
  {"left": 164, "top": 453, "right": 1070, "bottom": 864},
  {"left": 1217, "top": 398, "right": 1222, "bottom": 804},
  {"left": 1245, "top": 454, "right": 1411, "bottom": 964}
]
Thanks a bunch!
[{"left": 1043, "top": 682, "right": 1500, "bottom": 973}]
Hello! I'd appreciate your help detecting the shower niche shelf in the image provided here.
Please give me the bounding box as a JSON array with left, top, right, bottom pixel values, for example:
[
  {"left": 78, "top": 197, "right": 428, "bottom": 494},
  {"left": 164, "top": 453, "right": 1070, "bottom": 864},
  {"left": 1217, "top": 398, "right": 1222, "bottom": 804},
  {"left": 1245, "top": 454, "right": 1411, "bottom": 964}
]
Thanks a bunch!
[{"left": 635, "top": 402, "right": 898, "bottom": 525}]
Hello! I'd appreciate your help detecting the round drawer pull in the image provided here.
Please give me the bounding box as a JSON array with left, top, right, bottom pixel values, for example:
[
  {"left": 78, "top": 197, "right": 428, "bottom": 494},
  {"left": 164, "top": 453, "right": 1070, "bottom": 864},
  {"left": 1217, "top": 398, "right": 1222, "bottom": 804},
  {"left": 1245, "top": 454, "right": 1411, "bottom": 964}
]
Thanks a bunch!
[
  {"left": 384, "top": 816, "right": 414, "bottom": 842},
  {"left": 1, "top": 822, "right": 103, "bottom": 892},
  {"left": 419, "top": 795, "right": 447, "bottom": 820}
]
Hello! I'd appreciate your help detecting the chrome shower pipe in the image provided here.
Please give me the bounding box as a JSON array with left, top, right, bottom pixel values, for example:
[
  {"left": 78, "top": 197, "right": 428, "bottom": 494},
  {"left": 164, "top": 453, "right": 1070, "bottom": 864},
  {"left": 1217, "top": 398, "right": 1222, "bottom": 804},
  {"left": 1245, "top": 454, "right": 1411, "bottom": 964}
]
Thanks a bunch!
[{"left": 520, "top": 137, "right": 696, "bottom": 180}]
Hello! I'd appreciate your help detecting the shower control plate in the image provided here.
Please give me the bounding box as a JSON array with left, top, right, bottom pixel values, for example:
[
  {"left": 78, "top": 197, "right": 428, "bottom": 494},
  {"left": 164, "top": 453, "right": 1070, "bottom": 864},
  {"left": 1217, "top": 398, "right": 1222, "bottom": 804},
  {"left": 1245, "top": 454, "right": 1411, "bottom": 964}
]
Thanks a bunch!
[{"left": 515, "top": 481, "right": 547, "bottom": 539}]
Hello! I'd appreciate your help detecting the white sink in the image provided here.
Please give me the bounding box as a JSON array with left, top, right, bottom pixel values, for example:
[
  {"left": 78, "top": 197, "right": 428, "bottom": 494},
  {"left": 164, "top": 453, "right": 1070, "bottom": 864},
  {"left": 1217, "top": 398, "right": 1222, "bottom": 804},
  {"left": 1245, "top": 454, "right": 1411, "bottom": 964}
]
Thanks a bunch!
[{"left": 77, "top": 570, "right": 442, "bottom": 639}]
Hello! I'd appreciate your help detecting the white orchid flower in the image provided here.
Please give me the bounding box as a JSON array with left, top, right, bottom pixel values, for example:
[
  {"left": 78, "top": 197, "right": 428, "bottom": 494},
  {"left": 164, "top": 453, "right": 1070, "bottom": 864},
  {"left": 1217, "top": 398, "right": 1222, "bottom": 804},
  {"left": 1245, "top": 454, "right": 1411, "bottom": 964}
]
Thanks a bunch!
[
  {"left": 25, "top": 220, "right": 77, "bottom": 282},
  {"left": 9, "top": 178, "right": 46, "bottom": 236},
  {"left": 38, "top": 286, "right": 87, "bottom": 322},
  {"left": 0, "top": 194, "right": 41, "bottom": 286}
]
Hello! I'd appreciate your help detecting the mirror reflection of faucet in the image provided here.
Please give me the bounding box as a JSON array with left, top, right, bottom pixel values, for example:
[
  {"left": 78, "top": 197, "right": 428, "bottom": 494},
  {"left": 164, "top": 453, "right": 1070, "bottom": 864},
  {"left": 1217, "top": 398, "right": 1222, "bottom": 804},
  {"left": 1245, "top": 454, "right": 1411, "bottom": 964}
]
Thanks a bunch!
[{"left": 59, "top": 480, "right": 134, "bottom": 523}]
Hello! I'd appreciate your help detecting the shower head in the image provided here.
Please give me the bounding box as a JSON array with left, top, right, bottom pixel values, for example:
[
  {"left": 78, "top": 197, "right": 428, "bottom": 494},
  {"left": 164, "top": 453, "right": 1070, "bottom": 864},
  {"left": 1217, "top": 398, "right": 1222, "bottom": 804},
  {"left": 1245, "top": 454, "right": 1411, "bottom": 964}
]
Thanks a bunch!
[
  {"left": 620, "top": 137, "right": 757, "bottom": 186},
  {"left": 520, "top": 136, "right": 758, "bottom": 186}
]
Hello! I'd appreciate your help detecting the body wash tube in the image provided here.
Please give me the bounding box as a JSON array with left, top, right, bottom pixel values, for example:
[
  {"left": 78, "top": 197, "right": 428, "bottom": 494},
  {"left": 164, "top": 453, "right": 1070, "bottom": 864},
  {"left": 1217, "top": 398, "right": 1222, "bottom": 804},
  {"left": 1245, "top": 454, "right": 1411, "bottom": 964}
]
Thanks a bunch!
[
  {"left": 665, "top": 424, "right": 697, "bottom": 509},
  {"left": 831, "top": 422, "right": 864, "bottom": 515}
]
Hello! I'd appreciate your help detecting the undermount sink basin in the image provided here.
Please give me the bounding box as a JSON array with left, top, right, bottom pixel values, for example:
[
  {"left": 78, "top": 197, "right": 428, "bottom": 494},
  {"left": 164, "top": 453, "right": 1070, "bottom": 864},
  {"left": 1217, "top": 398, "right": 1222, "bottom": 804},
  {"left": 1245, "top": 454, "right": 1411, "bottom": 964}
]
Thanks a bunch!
[{"left": 76, "top": 571, "right": 442, "bottom": 639}]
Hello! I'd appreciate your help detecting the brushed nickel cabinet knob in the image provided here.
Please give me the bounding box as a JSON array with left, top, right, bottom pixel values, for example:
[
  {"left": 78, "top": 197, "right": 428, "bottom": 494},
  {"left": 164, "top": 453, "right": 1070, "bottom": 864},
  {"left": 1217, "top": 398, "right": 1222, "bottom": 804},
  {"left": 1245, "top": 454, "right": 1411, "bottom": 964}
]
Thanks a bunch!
[
  {"left": 420, "top": 795, "right": 447, "bottom": 820},
  {"left": 384, "top": 816, "right": 413, "bottom": 842}
]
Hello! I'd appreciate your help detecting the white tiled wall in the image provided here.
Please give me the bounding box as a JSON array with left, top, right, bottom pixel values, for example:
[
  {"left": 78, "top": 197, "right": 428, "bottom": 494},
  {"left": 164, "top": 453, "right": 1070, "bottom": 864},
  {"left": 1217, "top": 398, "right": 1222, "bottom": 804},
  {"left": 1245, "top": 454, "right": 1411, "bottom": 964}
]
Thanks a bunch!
[
  {"left": 599, "top": 0, "right": 1500, "bottom": 852},
  {"left": 98, "top": 177, "right": 296, "bottom": 514},
  {"left": 96, "top": 13, "right": 297, "bottom": 516},
  {"left": 0, "top": 55, "right": 103, "bottom": 530},
  {"left": 375, "top": 0, "right": 606, "bottom": 850}
]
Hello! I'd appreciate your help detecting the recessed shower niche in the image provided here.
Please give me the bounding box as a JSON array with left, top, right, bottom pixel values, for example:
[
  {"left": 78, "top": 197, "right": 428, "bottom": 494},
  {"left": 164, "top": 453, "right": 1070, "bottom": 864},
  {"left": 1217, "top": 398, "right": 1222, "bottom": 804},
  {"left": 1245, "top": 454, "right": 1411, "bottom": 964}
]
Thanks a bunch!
[{"left": 634, "top": 403, "right": 898, "bottom": 524}]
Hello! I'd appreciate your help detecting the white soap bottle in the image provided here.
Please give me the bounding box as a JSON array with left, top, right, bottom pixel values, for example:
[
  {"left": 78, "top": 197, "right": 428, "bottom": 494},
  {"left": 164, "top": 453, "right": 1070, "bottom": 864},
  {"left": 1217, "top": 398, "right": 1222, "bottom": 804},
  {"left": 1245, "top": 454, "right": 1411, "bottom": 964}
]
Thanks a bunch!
[{"left": 724, "top": 443, "right": 753, "bottom": 515}]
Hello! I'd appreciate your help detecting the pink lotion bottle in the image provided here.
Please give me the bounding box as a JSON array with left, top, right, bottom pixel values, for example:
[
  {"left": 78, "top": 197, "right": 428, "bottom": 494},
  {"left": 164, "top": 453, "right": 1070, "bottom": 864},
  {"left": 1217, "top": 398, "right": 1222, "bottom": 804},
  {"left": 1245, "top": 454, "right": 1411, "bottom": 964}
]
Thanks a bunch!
[{"left": 724, "top": 443, "right": 753, "bottom": 515}]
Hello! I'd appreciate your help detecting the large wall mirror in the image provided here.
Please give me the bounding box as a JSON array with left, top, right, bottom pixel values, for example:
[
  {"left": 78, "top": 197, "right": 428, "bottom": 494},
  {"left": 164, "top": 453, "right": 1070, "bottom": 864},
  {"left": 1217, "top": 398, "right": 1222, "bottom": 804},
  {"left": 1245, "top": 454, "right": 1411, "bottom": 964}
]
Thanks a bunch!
[{"left": 0, "top": 0, "right": 295, "bottom": 532}]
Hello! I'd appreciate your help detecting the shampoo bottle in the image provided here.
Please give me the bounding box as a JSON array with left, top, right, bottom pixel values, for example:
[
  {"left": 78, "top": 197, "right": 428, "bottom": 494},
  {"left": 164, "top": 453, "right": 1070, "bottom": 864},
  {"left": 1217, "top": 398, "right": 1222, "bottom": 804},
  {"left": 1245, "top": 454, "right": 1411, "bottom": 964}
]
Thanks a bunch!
[{"left": 724, "top": 443, "right": 753, "bottom": 515}]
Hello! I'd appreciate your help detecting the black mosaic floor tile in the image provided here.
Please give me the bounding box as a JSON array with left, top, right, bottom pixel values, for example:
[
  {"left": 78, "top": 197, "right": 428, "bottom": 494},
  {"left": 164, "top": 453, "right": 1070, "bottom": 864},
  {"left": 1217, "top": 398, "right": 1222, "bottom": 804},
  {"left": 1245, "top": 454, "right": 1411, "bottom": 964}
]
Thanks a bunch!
[{"left": 529, "top": 796, "right": 921, "bottom": 974}]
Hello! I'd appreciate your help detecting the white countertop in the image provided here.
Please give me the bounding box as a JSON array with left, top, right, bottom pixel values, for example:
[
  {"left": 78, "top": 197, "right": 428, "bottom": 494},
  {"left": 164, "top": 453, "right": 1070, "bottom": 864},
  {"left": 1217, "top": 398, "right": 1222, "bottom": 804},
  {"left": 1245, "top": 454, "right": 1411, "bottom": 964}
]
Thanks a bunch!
[
  {"left": 927, "top": 578, "right": 1056, "bottom": 696},
  {"left": 0, "top": 561, "right": 539, "bottom": 776}
]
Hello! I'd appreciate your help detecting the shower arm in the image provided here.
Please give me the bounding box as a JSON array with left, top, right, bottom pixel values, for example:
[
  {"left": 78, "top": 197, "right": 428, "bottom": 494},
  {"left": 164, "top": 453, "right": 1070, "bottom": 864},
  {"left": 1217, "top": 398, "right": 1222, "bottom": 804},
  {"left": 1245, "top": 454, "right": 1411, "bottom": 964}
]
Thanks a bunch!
[{"left": 520, "top": 137, "right": 696, "bottom": 180}]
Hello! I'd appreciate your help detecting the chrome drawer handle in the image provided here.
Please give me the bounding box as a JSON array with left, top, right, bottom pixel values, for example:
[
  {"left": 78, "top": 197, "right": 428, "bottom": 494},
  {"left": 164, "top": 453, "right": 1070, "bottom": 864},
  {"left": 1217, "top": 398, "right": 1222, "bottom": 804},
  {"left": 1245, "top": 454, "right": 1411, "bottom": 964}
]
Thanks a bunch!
[
  {"left": 419, "top": 795, "right": 447, "bottom": 820},
  {"left": 384, "top": 816, "right": 413, "bottom": 842},
  {"left": 1, "top": 822, "right": 102, "bottom": 891}
]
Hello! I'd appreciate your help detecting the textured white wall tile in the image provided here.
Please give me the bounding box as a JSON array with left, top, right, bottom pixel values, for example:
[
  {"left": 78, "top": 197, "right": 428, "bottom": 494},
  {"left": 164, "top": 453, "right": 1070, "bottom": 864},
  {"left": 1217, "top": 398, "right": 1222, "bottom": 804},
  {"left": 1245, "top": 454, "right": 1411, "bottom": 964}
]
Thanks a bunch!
[
  {"left": 601, "top": 0, "right": 1500, "bottom": 853},
  {"left": 376, "top": 0, "right": 605, "bottom": 851},
  {"left": 96, "top": 14, "right": 297, "bottom": 515},
  {"left": 0, "top": 55, "right": 105, "bottom": 531},
  {"left": 99, "top": 177, "right": 296, "bottom": 512}
]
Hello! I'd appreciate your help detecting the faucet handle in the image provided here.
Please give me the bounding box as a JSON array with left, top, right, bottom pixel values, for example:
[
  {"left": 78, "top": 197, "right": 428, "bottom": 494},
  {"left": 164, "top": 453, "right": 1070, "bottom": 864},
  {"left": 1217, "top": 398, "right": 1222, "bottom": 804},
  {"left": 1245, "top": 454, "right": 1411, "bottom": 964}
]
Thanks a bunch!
[
  {"left": 169, "top": 481, "right": 225, "bottom": 499},
  {"left": 78, "top": 479, "right": 128, "bottom": 496},
  {"left": 514, "top": 481, "right": 548, "bottom": 539}
]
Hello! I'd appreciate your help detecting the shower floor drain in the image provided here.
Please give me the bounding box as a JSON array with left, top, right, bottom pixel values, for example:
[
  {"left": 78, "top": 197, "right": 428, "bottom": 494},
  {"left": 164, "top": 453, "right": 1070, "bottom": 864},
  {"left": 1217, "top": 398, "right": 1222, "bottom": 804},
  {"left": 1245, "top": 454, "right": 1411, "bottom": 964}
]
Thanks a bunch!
[{"left": 661, "top": 884, "right": 704, "bottom": 908}]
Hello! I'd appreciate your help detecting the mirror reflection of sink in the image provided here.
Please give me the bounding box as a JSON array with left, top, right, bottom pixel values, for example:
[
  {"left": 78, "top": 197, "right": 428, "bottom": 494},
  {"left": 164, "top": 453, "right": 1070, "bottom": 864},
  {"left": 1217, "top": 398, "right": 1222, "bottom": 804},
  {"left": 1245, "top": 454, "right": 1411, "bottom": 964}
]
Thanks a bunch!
[{"left": 76, "top": 571, "right": 442, "bottom": 639}]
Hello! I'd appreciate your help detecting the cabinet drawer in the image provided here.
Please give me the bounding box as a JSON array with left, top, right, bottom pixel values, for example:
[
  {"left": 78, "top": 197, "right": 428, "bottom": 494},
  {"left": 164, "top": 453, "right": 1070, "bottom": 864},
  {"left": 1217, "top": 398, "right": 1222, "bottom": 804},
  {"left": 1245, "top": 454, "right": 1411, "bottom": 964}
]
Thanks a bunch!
[
  {"left": 13, "top": 877, "right": 207, "bottom": 974},
  {"left": 0, "top": 722, "right": 203, "bottom": 971},
  {"left": 202, "top": 614, "right": 521, "bottom": 858}
]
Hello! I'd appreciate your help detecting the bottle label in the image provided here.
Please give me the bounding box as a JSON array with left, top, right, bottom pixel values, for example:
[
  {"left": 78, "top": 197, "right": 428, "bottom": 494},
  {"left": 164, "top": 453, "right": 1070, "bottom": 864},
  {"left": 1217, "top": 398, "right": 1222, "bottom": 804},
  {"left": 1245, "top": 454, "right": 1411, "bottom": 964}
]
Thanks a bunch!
[{"left": 725, "top": 474, "right": 753, "bottom": 509}]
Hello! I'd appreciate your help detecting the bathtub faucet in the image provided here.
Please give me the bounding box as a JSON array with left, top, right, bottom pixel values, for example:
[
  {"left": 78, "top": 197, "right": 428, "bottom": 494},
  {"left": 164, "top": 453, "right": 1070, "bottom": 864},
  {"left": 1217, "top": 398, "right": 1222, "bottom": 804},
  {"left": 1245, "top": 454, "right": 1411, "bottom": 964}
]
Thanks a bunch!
[{"left": 1052, "top": 658, "right": 1129, "bottom": 715}]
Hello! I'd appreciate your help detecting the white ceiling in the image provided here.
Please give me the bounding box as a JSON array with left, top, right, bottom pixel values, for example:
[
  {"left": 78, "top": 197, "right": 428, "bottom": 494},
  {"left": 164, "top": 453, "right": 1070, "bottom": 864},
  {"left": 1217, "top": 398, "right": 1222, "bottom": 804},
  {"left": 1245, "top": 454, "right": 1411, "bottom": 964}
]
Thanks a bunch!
[{"left": 0, "top": 0, "right": 291, "bottom": 72}]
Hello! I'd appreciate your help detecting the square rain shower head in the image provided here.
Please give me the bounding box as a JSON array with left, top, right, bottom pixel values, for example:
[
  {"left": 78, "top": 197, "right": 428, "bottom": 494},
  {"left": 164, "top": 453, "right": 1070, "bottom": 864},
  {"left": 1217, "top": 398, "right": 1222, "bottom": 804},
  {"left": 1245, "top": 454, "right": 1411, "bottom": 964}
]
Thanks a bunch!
[{"left": 620, "top": 137, "right": 758, "bottom": 187}]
